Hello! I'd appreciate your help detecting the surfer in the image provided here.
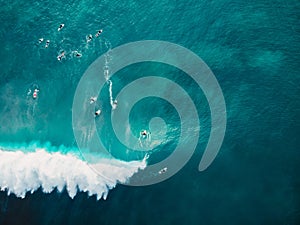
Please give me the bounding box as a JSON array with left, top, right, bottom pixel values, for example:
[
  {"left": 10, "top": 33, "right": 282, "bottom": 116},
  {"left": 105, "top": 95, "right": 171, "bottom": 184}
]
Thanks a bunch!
[
  {"left": 95, "top": 109, "right": 101, "bottom": 117},
  {"left": 140, "top": 130, "right": 150, "bottom": 139},
  {"left": 138, "top": 129, "right": 151, "bottom": 147},
  {"left": 87, "top": 34, "right": 93, "bottom": 42},
  {"left": 58, "top": 24, "right": 64, "bottom": 31},
  {"left": 95, "top": 29, "right": 103, "bottom": 37},
  {"left": 57, "top": 51, "right": 65, "bottom": 61},
  {"left": 75, "top": 52, "right": 82, "bottom": 58},
  {"left": 112, "top": 100, "right": 117, "bottom": 110},
  {"left": 141, "top": 130, "right": 147, "bottom": 137},
  {"left": 45, "top": 40, "right": 50, "bottom": 48},
  {"left": 158, "top": 167, "right": 167, "bottom": 174},
  {"left": 73, "top": 50, "right": 82, "bottom": 58},
  {"left": 90, "top": 97, "right": 97, "bottom": 104},
  {"left": 32, "top": 88, "right": 39, "bottom": 99}
]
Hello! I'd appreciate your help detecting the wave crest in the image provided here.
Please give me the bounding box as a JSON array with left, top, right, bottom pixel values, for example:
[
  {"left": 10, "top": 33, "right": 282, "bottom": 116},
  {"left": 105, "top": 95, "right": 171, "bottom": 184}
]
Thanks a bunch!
[{"left": 0, "top": 147, "right": 146, "bottom": 200}]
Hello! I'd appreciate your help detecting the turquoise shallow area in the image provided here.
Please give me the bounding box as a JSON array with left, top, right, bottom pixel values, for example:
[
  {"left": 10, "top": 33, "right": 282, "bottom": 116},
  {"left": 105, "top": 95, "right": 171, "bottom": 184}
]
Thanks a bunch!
[{"left": 0, "top": 0, "right": 300, "bottom": 224}]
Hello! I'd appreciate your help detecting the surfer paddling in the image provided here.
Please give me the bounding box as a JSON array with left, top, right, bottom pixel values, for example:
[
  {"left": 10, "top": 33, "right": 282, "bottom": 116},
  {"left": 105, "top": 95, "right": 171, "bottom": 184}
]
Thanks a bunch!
[
  {"left": 32, "top": 89, "right": 39, "bottom": 99},
  {"left": 57, "top": 51, "right": 65, "bottom": 61},
  {"left": 95, "top": 29, "right": 103, "bottom": 37},
  {"left": 58, "top": 24, "right": 64, "bottom": 31}
]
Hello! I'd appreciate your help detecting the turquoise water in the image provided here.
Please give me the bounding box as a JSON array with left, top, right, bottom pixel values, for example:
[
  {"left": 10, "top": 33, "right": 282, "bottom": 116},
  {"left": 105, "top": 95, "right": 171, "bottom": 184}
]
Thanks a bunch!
[{"left": 0, "top": 0, "right": 300, "bottom": 224}]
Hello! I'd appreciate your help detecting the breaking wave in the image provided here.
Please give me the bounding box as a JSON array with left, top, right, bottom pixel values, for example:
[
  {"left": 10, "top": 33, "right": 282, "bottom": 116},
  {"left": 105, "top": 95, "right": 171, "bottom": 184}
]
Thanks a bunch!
[{"left": 0, "top": 143, "right": 147, "bottom": 200}]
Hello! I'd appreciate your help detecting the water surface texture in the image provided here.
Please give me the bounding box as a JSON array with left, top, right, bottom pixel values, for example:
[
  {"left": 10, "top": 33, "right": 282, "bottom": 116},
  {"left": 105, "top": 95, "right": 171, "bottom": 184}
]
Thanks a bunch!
[{"left": 0, "top": 0, "right": 299, "bottom": 224}]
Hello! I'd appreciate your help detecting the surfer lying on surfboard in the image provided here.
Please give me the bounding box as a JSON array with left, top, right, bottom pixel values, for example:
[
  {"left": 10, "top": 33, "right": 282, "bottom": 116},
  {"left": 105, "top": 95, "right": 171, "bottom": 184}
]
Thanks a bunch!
[
  {"left": 138, "top": 130, "right": 151, "bottom": 147},
  {"left": 58, "top": 24, "right": 64, "bottom": 31},
  {"left": 87, "top": 34, "right": 93, "bottom": 43},
  {"left": 95, "top": 109, "right": 101, "bottom": 117},
  {"left": 32, "top": 89, "right": 39, "bottom": 99},
  {"left": 45, "top": 40, "right": 50, "bottom": 48},
  {"left": 158, "top": 167, "right": 167, "bottom": 174},
  {"left": 90, "top": 97, "right": 97, "bottom": 104},
  {"left": 95, "top": 29, "right": 103, "bottom": 37},
  {"left": 57, "top": 51, "right": 65, "bottom": 61}
]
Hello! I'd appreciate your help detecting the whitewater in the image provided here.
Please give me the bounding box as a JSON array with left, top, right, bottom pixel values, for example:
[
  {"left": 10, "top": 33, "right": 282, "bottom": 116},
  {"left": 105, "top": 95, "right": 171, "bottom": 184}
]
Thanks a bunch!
[{"left": 0, "top": 145, "right": 147, "bottom": 200}]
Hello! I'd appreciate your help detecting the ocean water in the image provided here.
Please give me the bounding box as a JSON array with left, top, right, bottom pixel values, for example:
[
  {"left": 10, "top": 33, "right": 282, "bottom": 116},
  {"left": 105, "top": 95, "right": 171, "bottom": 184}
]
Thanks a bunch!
[{"left": 0, "top": 0, "right": 299, "bottom": 224}]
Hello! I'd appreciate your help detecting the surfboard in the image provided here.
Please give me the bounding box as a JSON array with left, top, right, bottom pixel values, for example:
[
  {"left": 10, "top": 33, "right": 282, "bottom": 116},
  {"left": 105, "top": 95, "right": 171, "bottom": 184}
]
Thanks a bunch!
[{"left": 58, "top": 24, "right": 64, "bottom": 31}]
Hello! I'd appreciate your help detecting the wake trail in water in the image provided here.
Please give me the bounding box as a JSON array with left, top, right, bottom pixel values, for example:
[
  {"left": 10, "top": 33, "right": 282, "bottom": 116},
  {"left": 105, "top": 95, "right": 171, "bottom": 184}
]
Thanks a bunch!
[
  {"left": 0, "top": 145, "right": 146, "bottom": 200},
  {"left": 103, "top": 45, "right": 117, "bottom": 110},
  {"left": 108, "top": 80, "right": 115, "bottom": 108}
]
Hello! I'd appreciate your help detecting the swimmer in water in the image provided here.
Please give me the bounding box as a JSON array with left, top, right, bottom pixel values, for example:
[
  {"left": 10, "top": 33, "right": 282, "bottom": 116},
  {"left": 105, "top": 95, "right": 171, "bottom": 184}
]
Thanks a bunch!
[
  {"left": 90, "top": 97, "right": 97, "bottom": 104},
  {"left": 45, "top": 40, "right": 50, "bottom": 48},
  {"left": 58, "top": 24, "right": 64, "bottom": 31},
  {"left": 95, "top": 29, "right": 103, "bottom": 37},
  {"left": 38, "top": 38, "right": 44, "bottom": 44},
  {"left": 57, "top": 51, "right": 65, "bottom": 61},
  {"left": 95, "top": 109, "right": 101, "bottom": 117},
  {"left": 87, "top": 34, "right": 93, "bottom": 43}
]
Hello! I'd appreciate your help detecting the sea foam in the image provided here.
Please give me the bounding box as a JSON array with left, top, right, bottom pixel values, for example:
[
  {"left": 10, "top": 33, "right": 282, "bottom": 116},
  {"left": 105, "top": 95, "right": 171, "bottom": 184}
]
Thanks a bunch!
[{"left": 0, "top": 146, "right": 146, "bottom": 200}]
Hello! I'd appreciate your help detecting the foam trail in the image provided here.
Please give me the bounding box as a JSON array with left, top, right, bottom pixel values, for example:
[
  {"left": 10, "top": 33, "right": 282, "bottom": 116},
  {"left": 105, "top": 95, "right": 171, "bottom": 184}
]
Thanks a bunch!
[
  {"left": 102, "top": 48, "right": 116, "bottom": 109},
  {"left": 103, "top": 48, "right": 112, "bottom": 81},
  {"left": 108, "top": 80, "right": 115, "bottom": 108},
  {"left": 0, "top": 147, "right": 146, "bottom": 200},
  {"left": 104, "top": 68, "right": 109, "bottom": 81}
]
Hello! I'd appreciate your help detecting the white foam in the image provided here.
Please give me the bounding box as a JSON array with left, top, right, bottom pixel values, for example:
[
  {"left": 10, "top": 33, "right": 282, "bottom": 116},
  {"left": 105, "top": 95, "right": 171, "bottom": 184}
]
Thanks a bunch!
[
  {"left": 0, "top": 148, "right": 146, "bottom": 200},
  {"left": 108, "top": 80, "right": 114, "bottom": 108}
]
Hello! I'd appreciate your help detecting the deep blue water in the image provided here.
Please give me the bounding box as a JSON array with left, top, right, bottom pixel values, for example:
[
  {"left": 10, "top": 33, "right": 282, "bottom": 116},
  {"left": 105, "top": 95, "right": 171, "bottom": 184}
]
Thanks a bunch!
[{"left": 0, "top": 0, "right": 300, "bottom": 224}]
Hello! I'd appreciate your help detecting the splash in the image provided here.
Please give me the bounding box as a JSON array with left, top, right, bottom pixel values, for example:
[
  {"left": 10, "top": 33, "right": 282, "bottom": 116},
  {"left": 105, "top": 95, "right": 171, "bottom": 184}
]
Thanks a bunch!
[{"left": 0, "top": 144, "right": 147, "bottom": 200}]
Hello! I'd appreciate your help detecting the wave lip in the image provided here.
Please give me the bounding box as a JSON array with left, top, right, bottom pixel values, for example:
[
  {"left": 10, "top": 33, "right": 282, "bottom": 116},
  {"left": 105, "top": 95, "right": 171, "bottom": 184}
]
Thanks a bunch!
[{"left": 0, "top": 148, "right": 146, "bottom": 200}]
